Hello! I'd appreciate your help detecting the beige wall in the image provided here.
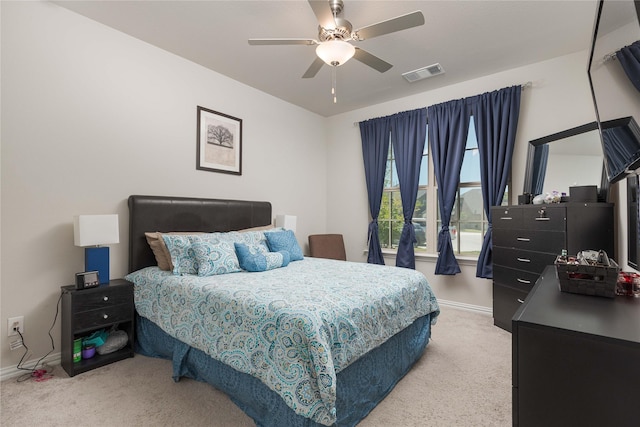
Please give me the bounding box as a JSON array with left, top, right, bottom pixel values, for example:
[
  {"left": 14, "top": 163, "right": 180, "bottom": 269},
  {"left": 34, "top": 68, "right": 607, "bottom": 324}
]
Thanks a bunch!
[
  {"left": 1, "top": 1, "right": 327, "bottom": 371},
  {"left": 1, "top": 1, "right": 633, "bottom": 374}
]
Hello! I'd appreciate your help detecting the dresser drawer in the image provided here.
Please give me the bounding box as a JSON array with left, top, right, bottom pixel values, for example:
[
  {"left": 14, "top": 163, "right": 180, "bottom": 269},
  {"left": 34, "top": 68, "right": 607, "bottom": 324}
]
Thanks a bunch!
[
  {"left": 71, "top": 286, "right": 132, "bottom": 314},
  {"left": 494, "top": 265, "right": 540, "bottom": 292},
  {"left": 73, "top": 303, "right": 133, "bottom": 332},
  {"left": 522, "top": 206, "right": 566, "bottom": 231},
  {"left": 493, "top": 283, "right": 528, "bottom": 333},
  {"left": 493, "top": 228, "right": 565, "bottom": 252},
  {"left": 493, "top": 207, "right": 524, "bottom": 229},
  {"left": 493, "top": 247, "right": 558, "bottom": 274}
]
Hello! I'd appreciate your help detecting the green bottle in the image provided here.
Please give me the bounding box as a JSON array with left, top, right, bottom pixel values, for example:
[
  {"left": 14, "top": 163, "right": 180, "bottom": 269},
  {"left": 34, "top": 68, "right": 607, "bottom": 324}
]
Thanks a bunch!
[{"left": 73, "top": 338, "right": 82, "bottom": 363}]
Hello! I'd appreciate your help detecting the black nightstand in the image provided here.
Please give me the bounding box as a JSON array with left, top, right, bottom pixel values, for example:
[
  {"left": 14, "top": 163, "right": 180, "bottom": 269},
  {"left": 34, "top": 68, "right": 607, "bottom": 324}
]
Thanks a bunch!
[{"left": 61, "top": 279, "right": 135, "bottom": 377}]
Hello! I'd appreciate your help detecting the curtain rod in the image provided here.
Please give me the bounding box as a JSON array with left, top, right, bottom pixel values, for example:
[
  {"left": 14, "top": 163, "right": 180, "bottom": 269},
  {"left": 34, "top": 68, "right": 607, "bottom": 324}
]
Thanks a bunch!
[
  {"left": 353, "top": 81, "right": 532, "bottom": 127},
  {"left": 602, "top": 51, "right": 617, "bottom": 63}
]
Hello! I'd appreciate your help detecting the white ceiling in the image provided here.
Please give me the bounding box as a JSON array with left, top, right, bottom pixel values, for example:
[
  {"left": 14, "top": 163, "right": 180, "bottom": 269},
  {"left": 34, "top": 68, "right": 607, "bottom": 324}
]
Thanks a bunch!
[{"left": 54, "top": 0, "right": 599, "bottom": 117}]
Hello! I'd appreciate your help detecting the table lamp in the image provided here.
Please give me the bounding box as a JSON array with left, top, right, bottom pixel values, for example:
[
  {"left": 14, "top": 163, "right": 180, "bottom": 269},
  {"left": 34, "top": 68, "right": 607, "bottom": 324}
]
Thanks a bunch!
[
  {"left": 275, "top": 214, "right": 297, "bottom": 233},
  {"left": 73, "top": 214, "right": 119, "bottom": 284}
]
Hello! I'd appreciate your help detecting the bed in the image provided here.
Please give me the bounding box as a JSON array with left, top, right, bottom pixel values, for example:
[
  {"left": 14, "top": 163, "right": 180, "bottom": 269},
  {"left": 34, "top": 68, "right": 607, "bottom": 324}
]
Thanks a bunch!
[{"left": 125, "top": 194, "right": 439, "bottom": 426}]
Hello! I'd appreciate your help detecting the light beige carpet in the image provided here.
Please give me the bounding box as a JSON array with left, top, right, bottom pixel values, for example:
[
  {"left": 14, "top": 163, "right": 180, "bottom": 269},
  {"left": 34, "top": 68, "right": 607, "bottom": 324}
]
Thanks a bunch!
[{"left": 0, "top": 307, "right": 511, "bottom": 426}]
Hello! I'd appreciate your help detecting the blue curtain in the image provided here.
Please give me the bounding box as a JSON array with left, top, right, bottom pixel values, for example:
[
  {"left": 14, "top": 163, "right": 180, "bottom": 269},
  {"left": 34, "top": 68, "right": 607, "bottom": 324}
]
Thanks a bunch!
[
  {"left": 390, "top": 108, "right": 428, "bottom": 269},
  {"left": 532, "top": 144, "right": 549, "bottom": 196},
  {"left": 428, "top": 100, "right": 469, "bottom": 275},
  {"left": 471, "top": 86, "right": 521, "bottom": 279},
  {"left": 359, "top": 118, "right": 390, "bottom": 265},
  {"left": 601, "top": 123, "right": 640, "bottom": 179},
  {"left": 617, "top": 40, "right": 640, "bottom": 92}
]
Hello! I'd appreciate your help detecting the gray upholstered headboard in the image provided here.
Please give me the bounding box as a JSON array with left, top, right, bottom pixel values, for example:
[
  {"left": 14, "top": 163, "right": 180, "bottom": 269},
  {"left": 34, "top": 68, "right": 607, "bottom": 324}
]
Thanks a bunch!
[{"left": 128, "top": 195, "right": 272, "bottom": 273}]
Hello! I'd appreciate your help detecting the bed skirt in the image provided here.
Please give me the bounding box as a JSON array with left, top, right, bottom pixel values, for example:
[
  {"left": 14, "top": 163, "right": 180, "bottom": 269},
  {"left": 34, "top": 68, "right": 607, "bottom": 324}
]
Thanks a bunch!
[{"left": 135, "top": 313, "right": 433, "bottom": 427}]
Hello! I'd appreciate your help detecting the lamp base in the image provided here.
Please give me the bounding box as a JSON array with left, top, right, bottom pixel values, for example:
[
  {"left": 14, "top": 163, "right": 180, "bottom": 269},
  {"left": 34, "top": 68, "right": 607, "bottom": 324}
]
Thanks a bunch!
[{"left": 85, "top": 247, "right": 110, "bottom": 284}]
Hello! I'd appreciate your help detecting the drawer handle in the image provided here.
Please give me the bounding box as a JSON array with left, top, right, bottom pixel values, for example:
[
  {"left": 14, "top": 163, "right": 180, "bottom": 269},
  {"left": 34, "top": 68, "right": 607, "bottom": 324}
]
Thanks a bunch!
[
  {"left": 516, "top": 237, "right": 530, "bottom": 242},
  {"left": 517, "top": 299, "right": 525, "bottom": 304},
  {"left": 516, "top": 258, "right": 531, "bottom": 263},
  {"left": 103, "top": 314, "right": 109, "bottom": 320},
  {"left": 500, "top": 217, "right": 512, "bottom": 220},
  {"left": 103, "top": 296, "right": 109, "bottom": 302},
  {"left": 517, "top": 278, "right": 531, "bottom": 284},
  {"left": 534, "top": 217, "right": 550, "bottom": 221}
]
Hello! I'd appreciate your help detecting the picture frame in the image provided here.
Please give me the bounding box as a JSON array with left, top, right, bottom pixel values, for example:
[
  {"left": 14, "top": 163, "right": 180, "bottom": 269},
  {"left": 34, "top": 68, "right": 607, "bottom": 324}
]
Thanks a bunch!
[{"left": 196, "top": 106, "right": 242, "bottom": 175}]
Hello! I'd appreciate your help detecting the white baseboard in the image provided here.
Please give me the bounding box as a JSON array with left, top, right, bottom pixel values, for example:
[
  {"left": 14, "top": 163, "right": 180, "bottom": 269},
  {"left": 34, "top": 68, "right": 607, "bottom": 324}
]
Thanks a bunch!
[
  {"left": 437, "top": 298, "right": 493, "bottom": 315},
  {"left": 0, "top": 352, "right": 61, "bottom": 382}
]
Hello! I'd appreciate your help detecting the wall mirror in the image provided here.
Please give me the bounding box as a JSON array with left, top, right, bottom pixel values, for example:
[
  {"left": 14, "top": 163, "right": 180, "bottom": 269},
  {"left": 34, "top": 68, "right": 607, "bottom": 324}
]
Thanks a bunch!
[
  {"left": 588, "top": 0, "right": 640, "bottom": 184},
  {"left": 523, "top": 122, "right": 609, "bottom": 201}
]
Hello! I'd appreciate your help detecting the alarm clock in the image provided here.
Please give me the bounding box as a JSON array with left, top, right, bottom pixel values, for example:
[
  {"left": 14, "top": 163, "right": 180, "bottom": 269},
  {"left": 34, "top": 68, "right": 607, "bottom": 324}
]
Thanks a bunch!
[{"left": 76, "top": 271, "right": 100, "bottom": 290}]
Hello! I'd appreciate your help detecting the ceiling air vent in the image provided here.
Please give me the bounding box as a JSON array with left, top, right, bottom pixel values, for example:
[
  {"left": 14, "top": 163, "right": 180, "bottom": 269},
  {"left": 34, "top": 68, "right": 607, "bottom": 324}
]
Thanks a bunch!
[{"left": 402, "top": 63, "right": 445, "bottom": 83}]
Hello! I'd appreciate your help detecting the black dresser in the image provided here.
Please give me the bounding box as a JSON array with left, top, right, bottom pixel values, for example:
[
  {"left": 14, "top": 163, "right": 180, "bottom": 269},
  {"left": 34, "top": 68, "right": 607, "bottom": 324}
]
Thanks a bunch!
[
  {"left": 512, "top": 266, "right": 640, "bottom": 427},
  {"left": 491, "top": 203, "right": 614, "bottom": 331}
]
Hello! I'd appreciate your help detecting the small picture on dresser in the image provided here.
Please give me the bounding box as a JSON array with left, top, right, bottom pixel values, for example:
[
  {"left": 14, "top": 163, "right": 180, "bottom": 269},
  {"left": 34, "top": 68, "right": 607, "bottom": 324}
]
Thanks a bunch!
[{"left": 196, "top": 106, "right": 242, "bottom": 175}]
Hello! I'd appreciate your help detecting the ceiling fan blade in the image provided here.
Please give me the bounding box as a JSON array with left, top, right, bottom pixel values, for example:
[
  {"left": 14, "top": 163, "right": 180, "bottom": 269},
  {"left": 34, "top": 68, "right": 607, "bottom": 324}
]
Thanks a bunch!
[
  {"left": 308, "top": 0, "right": 336, "bottom": 29},
  {"left": 249, "top": 38, "right": 317, "bottom": 46},
  {"left": 354, "top": 11, "right": 425, "bottom": 40},
  {"left": 302, "top": 57, "right": 325, "bottom": 78},
  {"left": 353, "top": 47, "right": 392, "bottom": 73}
]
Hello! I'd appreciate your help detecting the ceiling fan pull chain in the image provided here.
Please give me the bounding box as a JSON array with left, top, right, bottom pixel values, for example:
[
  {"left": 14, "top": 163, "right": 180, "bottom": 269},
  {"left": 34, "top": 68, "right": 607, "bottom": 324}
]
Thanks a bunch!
[{"left": 332, "top": 66, "right": 337, "bottom": 103}]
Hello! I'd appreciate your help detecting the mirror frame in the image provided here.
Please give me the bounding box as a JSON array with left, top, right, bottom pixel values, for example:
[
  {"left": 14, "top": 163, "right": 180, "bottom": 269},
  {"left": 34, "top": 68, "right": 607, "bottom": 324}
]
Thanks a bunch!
[{"left": 523, "top": 122, "right": 609, "bottom": 201}]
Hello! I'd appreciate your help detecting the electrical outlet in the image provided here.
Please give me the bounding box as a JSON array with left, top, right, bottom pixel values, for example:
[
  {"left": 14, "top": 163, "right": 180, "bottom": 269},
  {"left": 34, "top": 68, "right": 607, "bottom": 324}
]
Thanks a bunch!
[{"left": 7, "top": 316, "right": 24, "bottom": 337}]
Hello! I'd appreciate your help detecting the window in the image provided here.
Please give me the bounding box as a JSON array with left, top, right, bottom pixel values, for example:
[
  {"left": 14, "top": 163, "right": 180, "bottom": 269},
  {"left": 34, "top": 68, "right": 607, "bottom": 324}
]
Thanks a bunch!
[
  {"left": 379, "top": 138, "right": 428, "bottom": 251},
  {"left": 378, "top": 116, "right": 509, "bottom": 257}
]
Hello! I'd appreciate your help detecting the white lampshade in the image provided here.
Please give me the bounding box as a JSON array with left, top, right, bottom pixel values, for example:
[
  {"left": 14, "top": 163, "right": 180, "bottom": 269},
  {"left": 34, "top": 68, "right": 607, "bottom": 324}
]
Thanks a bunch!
[
  {"left": 275, "top": 215, "right": 297, "bottom": 233},
  {"left": 73, "top": 214, "right": 120, "bottom": 247},
  {"left": 316, "top": 40, "right": 355, "bottom": 66}
]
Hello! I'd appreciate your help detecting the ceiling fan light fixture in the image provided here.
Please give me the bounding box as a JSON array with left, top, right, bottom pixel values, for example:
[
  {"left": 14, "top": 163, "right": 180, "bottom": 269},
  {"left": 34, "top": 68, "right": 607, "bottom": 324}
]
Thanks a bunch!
[{"left": 316, "top": 40, "right": 355, "bottom": 66}]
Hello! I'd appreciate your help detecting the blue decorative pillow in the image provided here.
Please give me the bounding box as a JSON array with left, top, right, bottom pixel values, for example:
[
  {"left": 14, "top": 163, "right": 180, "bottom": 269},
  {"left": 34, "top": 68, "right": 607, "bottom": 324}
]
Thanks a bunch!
[
  {"left": 190, "top": 240, "right": 241, "bottom": 277},
  {"left": 264, "top": 230, "right": 304, "bottom": 261},
  {"left": 234, "top": 242, "right": 290, "bottom": 272}
]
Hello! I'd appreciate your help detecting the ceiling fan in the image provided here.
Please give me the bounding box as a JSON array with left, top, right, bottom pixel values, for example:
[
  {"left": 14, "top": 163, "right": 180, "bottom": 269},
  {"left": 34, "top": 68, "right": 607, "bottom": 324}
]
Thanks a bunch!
[{"left": 248, "top": 0, "right": 425, "bottom": 103}]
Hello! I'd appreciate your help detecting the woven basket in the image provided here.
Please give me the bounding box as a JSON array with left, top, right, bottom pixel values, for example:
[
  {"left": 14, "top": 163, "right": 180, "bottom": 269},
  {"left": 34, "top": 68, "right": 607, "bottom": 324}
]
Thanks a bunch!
[{"left": 555, "top": 258, "right": 619, "bottom": 298}]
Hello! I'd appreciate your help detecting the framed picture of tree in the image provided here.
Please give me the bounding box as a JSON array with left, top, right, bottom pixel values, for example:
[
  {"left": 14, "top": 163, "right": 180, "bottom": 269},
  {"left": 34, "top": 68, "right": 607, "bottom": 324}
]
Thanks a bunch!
[{"left": 196, "top": 106, "right": 242, "bottom": 175}]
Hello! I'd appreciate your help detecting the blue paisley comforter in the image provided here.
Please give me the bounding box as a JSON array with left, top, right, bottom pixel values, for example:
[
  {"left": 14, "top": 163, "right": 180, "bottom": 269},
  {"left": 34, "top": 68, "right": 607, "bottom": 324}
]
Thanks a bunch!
[{"left": 125, "top": 258, "right": 439, "bottom": 425}]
